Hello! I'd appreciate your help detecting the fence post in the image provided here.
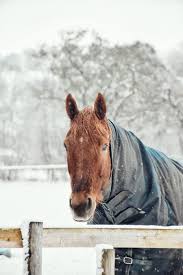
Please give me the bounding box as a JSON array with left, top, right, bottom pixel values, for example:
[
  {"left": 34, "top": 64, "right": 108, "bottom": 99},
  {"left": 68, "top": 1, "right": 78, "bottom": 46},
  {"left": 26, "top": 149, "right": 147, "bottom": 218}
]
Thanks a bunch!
[
  {"left": 103, "top": 248, "right": 115, "bottom": 275},
  {"left": 27, "top": 222, "right": 43, "bottom": 275},
  {"left": 96, "top": 244, "right": 115, "bottom": 275}
]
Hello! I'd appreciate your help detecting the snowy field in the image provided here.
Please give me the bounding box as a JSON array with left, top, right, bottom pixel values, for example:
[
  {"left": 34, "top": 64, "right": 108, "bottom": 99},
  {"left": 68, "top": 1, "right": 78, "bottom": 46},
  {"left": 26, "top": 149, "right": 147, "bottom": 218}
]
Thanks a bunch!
[{"left": 0, "top": 181, "right": 96, "bottom": 275}]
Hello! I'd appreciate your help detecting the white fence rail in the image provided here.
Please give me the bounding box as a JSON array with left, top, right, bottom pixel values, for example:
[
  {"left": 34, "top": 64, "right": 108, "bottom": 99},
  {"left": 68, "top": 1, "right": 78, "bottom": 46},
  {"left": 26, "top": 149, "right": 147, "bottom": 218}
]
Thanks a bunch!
[{"left": 0, "top": 164, "right": 67, "bottom": 181}]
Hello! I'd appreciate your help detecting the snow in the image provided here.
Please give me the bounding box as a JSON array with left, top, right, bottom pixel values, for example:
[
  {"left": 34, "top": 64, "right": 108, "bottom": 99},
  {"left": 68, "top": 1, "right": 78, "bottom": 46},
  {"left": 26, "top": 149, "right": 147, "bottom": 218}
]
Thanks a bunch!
[
  {"left": 0, "top": 181, "right": 75, "bottom": 227},
  {"left": 21, "top": 221, "right": 30, "bottom": 275},
  {"left": 0, "top": 248, "right": 96, "bottom": 275},
  {"left": 0, "top": 181, "right": 96, "bottom": 275}
]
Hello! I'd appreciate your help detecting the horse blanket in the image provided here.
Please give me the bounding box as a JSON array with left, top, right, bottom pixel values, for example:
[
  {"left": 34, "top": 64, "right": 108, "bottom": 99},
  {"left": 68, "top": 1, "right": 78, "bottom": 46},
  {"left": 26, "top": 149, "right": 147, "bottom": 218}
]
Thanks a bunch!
[{"left": 89, "top": 120, "right": 183, "bottom": 274}]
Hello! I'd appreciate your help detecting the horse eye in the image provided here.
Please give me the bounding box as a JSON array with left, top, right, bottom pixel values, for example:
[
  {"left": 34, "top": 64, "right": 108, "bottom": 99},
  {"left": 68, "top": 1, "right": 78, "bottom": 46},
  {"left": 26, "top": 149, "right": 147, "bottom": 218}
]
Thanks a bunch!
[
  {"left": 102, "top": 144, "right": 108, "bottom": 151},
  {"left": 64, "top": 143, "right": 67, "bottom": 151}
]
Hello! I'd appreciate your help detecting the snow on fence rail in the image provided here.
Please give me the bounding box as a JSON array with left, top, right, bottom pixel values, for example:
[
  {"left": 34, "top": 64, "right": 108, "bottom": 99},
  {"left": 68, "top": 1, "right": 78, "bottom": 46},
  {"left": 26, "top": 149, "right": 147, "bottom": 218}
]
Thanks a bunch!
[
  {"left": 0, "top": 164, "right": 67, "bottom": 181},
  {"left": 0, "top": 223, "right": 183, "bottom": 275}
]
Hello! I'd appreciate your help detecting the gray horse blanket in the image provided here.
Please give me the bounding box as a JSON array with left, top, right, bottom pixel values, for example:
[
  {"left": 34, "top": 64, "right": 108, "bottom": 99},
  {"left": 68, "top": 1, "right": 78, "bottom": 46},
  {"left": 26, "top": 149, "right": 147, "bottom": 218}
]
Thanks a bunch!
[{"left": 89, "top": 120, "right": 183, "bottom": 274}]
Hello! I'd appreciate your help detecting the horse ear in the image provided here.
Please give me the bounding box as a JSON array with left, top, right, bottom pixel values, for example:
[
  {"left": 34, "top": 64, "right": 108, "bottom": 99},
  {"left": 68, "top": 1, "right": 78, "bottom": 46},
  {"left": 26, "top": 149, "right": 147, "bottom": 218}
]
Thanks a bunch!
[
  {"left": 66, "top": 94, "right": 79, "bottom": 120},
  {"left": 94, "top": 93, "right": 107, "bottom": 120}
]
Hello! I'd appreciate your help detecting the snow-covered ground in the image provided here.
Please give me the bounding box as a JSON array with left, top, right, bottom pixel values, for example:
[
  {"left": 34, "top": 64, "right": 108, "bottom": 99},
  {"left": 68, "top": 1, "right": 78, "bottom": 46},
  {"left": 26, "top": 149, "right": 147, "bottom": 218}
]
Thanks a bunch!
[{"left": 0, "top": 181, "right": 96, "bottom": 275}]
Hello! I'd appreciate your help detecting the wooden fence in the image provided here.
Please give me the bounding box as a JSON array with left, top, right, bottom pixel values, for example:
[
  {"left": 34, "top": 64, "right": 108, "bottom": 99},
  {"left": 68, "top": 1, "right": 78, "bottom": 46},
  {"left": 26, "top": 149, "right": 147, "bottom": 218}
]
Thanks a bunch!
[{"left": 0, "top": 223, "right": 183, "bottom": 275}]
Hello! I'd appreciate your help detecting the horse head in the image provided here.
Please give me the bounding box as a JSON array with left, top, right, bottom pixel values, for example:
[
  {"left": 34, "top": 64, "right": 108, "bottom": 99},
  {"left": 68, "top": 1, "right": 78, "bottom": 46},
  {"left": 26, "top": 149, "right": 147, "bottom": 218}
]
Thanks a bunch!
[{"left": 64, "top": 93, "right": 111, "bottom": 221}]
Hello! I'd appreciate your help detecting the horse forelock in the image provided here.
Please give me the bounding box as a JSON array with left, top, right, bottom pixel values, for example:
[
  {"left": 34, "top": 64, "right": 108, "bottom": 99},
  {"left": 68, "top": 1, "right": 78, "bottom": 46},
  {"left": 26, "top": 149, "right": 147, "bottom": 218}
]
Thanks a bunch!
[{"left": 67, "top": 107, "right": 110, "bottom": 143}]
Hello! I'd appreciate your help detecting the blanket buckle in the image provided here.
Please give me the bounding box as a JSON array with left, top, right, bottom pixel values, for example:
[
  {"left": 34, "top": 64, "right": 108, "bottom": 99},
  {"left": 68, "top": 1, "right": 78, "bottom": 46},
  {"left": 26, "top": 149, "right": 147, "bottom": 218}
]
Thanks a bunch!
[{"left": 123, "top": 256, "right": 133, "bottom": 265}]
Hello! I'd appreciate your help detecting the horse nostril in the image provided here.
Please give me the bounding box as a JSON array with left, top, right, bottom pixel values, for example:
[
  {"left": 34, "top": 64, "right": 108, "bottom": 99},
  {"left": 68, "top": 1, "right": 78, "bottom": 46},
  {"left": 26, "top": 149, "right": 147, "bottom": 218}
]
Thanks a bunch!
[
  {"left": 69, "top": 196, "right": 93, "bottom": 214},
  {"left": 86, "top": 197, "right": 92, "bottom": 211},
  {"left": 69, "top": 198, "right": 72, "bottom": 208}
]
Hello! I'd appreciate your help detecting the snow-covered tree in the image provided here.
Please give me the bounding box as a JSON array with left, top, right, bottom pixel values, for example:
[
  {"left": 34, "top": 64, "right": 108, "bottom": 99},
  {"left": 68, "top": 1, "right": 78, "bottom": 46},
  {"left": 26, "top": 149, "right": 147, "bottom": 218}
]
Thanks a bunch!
[{"left": 0, "top": 31, "right": 182, "bottom": 165}]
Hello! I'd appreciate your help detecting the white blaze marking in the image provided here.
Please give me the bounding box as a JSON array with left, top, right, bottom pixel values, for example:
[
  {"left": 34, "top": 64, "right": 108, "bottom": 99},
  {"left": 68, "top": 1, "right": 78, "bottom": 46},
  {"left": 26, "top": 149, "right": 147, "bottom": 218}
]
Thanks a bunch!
[{"left": 79, "top": 136, "right": 84, "bottom": 178}]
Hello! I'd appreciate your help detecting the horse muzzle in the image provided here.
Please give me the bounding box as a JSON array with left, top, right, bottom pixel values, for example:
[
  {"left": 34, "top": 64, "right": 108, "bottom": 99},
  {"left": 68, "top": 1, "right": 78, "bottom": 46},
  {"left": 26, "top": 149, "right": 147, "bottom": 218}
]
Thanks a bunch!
[{"left": 69, "top": 195, "right": 96, "bottom": 222}]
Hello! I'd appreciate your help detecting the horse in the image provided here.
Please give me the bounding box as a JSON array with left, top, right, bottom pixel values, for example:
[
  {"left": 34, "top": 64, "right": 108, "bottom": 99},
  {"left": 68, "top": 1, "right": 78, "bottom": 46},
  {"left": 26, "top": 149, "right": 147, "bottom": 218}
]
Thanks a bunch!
[{"left": 64, "top": 93, "right": 183, "bottom": 274}]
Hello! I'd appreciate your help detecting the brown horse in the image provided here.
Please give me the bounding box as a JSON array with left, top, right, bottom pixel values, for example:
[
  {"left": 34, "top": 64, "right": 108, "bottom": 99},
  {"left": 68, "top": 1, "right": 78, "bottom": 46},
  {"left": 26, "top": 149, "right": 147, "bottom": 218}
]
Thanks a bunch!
[
  {"left": 65, "top": 93, "right": 183, "bottom": 274},
  {"left": 64, "top": 93, "right": 111, "bottom": 221}
]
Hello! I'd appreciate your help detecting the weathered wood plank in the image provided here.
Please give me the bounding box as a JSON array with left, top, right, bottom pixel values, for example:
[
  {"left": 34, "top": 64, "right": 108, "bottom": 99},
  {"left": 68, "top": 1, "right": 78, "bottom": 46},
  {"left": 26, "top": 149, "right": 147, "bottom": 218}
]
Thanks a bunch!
[
  {"left": 1, "top": 225, "right": 183, "bottom": 249},
  {"left": 96, "top": 244, "right": 115, "bottom": 275},
  {"left": 27, "top": 222, "right": 43, "bottom": 275},
  {"left": 103, "top": 248, "right": 115, "bottom": 275},
  {"left": 43, "top": 225, "right": 183, "bottom": 249},
  {"left": 0, "top": 228, "right": 22, "bottom": 248}
]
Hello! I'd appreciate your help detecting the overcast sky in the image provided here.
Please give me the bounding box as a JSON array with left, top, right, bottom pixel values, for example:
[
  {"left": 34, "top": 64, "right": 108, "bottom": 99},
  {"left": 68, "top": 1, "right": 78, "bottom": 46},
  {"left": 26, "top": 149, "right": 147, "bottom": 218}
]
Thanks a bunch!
[{"left": 0, "top": 0, "right": 183, "bottom": 55}]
